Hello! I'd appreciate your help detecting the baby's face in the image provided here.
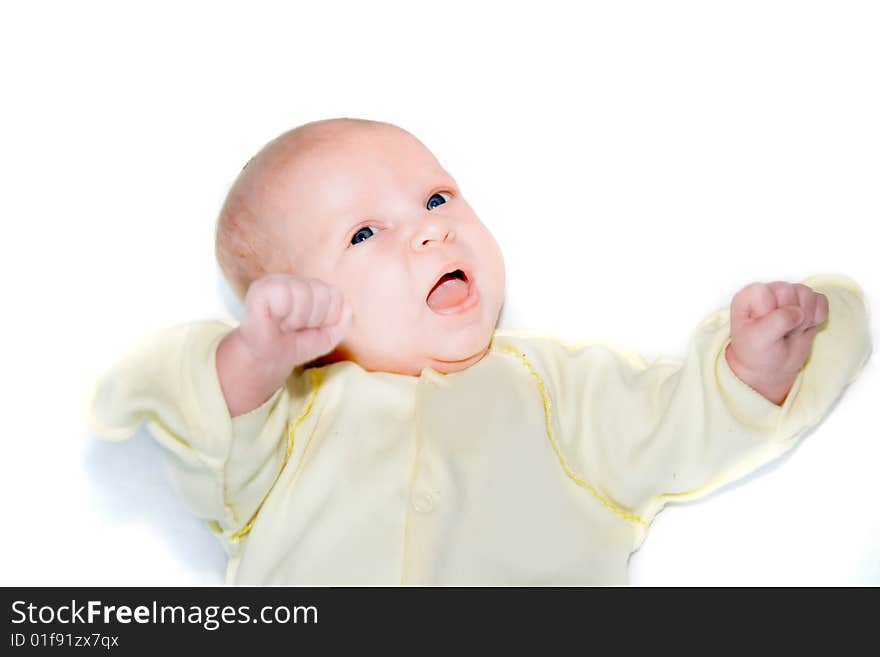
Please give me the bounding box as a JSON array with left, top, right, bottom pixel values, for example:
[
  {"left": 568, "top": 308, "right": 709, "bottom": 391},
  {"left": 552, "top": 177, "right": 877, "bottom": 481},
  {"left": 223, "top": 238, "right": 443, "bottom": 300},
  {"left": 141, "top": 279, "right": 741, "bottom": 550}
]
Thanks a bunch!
[{"left": 261, "top": 124, "right": 506, "bottom": 375}]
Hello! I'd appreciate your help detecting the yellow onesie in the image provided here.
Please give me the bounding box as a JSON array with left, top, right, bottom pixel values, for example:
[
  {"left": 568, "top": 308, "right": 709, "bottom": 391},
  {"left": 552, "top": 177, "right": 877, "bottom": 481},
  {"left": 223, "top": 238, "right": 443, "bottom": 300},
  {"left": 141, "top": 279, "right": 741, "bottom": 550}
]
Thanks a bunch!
[{"left": 84, "top": 274, "right": 870, "bottom": 585}]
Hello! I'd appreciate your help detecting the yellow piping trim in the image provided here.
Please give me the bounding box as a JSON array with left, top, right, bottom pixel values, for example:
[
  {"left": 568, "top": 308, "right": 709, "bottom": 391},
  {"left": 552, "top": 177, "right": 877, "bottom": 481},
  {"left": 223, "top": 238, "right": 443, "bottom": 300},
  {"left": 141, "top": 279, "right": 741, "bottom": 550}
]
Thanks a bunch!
[
  {"left": 229, "top": 368, "right": 322, "bottom": 541},
  {"left": 494, "top": 328, "right": 660, "bottom": 371},
  {"left": 144, "top": 411, "right": 191, "bottom": 448},
  {"left": 495, "top": 343, "right": 647, "bottom": 529}
]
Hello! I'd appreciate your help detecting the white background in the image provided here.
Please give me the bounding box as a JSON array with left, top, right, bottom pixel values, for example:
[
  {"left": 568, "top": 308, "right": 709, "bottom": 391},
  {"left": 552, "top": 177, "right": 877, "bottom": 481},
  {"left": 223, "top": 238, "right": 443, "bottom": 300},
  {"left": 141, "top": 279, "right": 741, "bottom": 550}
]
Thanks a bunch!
[{"left": 2, "top": 1, "right": 877, "bottom": 586}]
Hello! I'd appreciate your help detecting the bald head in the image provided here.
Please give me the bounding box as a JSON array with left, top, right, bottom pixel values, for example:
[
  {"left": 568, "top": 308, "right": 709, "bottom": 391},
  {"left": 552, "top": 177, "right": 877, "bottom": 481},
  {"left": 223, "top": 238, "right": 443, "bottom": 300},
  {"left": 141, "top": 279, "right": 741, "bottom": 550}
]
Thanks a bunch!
[{"left": 215, "top": 117, "right": 406, "bottom": 301}]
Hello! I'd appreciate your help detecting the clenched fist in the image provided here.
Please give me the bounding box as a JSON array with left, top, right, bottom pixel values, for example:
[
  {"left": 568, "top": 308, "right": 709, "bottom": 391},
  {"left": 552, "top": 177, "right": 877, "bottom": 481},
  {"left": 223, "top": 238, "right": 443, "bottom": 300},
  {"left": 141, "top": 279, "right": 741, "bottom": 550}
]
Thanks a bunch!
[
  {"left": 239, "top": 273, "right": 353, "bottom": 369},
  {"left": 726, "top": 281, "right": 829, "bottom": 405},
  {"left": 217, "top": 274, "right": 352, "bottom": 417}
]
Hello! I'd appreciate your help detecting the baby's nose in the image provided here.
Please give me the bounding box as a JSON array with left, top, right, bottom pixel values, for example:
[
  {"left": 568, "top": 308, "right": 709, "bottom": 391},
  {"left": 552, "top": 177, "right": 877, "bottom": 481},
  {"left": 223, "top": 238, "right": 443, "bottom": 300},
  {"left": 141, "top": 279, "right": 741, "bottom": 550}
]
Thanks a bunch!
[{"left": 411, "top": 221, "right": 455, "bottom": 250}]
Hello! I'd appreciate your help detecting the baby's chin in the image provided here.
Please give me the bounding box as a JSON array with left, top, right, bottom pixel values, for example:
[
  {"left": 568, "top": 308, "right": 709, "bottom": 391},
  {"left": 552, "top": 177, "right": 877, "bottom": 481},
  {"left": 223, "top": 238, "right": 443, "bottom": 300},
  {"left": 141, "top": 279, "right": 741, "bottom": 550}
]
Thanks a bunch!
[
  {"left": 308, "top": 321, "right": 498, "bottom": 376},
  {"left": 423, "top": 347, "right": 491, "bottom": 374},
  {"left": 342, "top": 344, "right": 489, "bottom": 376},
  {"left": 418, "top": 324, "right": 498, "bottom": 374},
  {"left": 326, "top": 338, "right": 493, "bottom": 376}
]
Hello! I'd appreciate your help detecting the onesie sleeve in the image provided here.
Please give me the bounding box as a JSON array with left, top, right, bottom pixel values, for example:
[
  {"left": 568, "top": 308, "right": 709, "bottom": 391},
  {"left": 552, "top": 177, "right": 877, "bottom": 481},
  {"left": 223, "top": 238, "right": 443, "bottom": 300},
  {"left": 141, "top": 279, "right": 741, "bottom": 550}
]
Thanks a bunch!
[
  {"left": 82, "top": 321, "right": 294, "bottom": 541},
  {"left": 518, "top": 274, "right": 871, "bottom": 528}
]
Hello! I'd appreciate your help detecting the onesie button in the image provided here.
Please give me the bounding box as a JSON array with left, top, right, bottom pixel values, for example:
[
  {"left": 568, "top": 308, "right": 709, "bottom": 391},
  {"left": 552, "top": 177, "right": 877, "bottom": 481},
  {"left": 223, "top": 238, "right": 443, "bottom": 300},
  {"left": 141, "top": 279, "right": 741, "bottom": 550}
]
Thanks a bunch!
[{"left": 412, "top": 492, "right": 434, "bottom": 513}]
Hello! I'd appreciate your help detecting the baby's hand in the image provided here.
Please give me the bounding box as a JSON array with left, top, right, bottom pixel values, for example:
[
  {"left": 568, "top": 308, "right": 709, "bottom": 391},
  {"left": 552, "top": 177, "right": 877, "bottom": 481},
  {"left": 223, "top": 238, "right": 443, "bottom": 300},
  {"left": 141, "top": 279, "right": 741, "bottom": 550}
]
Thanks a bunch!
[
  {"left": 239, "top": 273, "right": 353, "bottom": 371},
  {"left": 725, "top": 281, "right": 829, "bottom": 405}
]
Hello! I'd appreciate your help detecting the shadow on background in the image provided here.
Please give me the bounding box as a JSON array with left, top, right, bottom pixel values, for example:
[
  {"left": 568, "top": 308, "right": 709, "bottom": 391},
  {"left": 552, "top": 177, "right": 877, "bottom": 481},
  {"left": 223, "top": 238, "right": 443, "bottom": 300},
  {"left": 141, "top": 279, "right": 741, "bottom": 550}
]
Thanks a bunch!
[{"left": 82, "top": 426, "right": 227, "bottom": 584}]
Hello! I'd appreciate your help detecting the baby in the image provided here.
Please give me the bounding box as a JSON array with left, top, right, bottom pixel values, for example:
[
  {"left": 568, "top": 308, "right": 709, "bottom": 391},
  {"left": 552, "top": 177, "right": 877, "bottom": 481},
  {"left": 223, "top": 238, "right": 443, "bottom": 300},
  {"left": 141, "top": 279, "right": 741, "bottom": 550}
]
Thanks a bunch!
[{"left": 86, "top": 117, "right": 871, "bottom": 585}]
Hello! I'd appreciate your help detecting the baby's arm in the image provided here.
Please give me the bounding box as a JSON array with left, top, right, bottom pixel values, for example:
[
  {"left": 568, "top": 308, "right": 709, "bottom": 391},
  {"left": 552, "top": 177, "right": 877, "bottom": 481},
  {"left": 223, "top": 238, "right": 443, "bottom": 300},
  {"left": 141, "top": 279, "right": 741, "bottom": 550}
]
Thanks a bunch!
[
  {"left": 216, "top": 274, "right": 352, "bottom": 417},
  {"left": 84, "top": 273, "right": 350, "bottom": 540},
  {"left": 725, "top": 281, "right": 829, "bottom": 405},
  {"left": 530, "top": 274, "right": 869, "bottom": 530}
]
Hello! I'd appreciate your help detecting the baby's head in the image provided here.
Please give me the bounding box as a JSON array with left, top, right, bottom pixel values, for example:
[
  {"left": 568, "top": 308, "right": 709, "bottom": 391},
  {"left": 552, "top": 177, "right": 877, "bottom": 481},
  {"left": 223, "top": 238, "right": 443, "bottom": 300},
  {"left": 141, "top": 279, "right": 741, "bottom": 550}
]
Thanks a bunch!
[{"left": 216, "top": 118, "right": 506, "bottom": 376}]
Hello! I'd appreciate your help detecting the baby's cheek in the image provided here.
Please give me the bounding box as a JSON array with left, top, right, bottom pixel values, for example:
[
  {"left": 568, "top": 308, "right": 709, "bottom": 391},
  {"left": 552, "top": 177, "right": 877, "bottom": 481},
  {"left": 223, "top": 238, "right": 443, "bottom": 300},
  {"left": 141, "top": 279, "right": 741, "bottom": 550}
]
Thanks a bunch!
[
  {"left": 477, "top": 233, "right": 506, "bottom": 297},
  {"left": 349, "top": 280, "right": 408, "bottom": 341}
]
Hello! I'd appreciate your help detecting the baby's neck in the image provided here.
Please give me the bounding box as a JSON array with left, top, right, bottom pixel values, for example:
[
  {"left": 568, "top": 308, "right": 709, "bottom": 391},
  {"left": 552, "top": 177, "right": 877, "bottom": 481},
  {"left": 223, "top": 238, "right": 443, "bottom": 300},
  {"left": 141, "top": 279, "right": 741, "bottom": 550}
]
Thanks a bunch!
[{"left": 304, "top": 342, "right": 494, "bottom": 377}]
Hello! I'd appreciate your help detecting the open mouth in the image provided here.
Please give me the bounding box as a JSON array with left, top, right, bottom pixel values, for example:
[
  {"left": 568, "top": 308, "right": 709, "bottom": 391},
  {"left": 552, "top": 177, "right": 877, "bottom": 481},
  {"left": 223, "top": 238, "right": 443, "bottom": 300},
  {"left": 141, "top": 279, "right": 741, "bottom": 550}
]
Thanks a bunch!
[{"left": 426, "top": 268, "right": 475, "bottom": 313}]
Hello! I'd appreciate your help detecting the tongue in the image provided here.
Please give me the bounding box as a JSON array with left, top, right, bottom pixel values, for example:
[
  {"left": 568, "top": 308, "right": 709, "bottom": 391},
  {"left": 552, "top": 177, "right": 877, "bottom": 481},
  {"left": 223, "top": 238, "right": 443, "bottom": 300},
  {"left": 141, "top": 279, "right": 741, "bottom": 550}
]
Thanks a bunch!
[{"left": 427, "top": 278, "right": 469, "bottom": 311}]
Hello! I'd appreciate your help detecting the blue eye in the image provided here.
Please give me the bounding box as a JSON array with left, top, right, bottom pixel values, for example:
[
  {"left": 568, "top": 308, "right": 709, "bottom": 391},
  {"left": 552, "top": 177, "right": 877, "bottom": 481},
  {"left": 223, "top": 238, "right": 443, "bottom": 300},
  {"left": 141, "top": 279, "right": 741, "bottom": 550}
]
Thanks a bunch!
[
  {"left": 427, "top": 191, "right": 451, "bottom": 210},
  {"left": 351, "top": 226, "right": 376, "bottom": 245}
]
